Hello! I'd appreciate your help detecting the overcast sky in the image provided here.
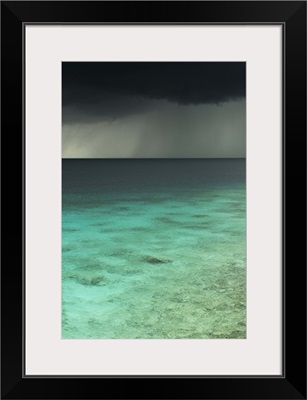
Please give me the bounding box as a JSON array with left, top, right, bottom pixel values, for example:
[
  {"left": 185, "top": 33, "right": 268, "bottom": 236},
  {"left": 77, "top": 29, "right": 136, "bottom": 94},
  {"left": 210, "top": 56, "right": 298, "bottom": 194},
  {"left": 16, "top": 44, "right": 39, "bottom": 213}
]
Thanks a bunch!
[{"left": 62, "top": 62, "right": 245, "bottom": 158}]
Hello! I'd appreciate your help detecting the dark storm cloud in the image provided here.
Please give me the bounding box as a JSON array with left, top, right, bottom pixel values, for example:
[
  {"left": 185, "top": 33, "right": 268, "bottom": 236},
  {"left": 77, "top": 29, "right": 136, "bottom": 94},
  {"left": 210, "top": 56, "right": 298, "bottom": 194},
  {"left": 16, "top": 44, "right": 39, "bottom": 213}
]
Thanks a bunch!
[
  {"left": 62, "top": 62, "right": 245, "bottom": 123},
  {"left": 62, "top": 100, "right": 246, "bottom": 158}
]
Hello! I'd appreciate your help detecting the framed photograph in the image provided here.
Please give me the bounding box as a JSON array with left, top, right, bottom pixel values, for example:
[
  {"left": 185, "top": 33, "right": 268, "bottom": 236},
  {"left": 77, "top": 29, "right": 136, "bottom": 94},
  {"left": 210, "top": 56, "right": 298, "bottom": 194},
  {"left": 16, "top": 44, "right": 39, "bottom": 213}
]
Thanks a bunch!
[{"left": 1, "top": 1, "right": 306, "bottom": 399}]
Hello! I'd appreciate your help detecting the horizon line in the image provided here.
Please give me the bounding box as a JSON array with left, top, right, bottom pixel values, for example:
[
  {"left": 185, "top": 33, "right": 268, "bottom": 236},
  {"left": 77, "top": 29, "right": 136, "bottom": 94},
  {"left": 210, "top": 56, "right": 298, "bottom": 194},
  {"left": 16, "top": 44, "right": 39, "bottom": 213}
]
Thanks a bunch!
[{"left": 62, "top": 157, "right": 246, "bottom": 160}]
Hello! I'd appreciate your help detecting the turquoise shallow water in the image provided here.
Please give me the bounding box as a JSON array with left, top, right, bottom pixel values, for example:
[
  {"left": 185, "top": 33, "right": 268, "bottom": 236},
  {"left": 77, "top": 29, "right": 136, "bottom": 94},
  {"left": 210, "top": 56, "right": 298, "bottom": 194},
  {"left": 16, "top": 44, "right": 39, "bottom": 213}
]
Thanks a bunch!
[{"left": 62, "top": 159, "right": 246, "bottom": 339}]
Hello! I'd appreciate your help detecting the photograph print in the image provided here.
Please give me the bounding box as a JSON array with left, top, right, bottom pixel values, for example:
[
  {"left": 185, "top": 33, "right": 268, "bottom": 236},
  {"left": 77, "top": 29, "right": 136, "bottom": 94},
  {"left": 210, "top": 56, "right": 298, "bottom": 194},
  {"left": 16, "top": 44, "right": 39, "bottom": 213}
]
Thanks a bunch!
[{"left": 62, "top": 62, "right": 246, "bottom": 339}]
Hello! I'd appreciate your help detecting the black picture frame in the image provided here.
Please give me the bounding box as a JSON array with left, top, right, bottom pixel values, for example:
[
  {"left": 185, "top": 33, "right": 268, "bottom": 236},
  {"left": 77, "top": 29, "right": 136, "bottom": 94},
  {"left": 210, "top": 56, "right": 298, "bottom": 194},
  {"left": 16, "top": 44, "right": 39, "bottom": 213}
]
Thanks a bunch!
[{"left": 1, "top": 1, "right": 306, "bottom": 399}]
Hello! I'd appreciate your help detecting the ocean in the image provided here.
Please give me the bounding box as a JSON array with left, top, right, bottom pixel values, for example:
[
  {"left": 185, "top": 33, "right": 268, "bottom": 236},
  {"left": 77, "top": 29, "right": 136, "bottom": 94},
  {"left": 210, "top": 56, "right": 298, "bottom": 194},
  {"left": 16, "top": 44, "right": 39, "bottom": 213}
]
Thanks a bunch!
[{"left": 62, "top": 159, "right": 246, "bottom": 339}]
